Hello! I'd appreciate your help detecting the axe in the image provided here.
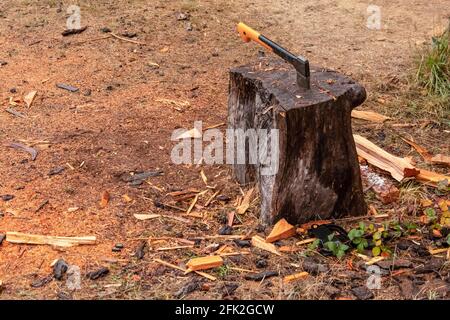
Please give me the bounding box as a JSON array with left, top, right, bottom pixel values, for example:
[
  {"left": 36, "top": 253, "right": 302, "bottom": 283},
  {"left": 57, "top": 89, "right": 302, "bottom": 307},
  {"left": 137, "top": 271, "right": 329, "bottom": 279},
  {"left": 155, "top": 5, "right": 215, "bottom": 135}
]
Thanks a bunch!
[{"left": 237, "top": 22, "right": 310, "bottom": 90}]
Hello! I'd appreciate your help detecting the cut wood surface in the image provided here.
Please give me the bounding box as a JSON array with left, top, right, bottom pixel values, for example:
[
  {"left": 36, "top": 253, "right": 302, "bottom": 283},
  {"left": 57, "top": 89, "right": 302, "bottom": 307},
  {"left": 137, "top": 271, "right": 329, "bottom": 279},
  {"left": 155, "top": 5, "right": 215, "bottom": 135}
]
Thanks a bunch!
[
  {"left": 354, "top": 134, "right": 419, "bottom": 181},
  {"left": 6, "top": 232, "right": 96, "bottom": 247},
  {"left": 251, "top": 235, "right": 281, "bottom": 256},
  {"left": 351, "top": 110, "right": 391, "bottom": 123},
  {"left": 185, "top": 255, "right": 223, "bottom": 272},
  {"left": 266, "top": 218, "right": 296, "bottom": 243}
]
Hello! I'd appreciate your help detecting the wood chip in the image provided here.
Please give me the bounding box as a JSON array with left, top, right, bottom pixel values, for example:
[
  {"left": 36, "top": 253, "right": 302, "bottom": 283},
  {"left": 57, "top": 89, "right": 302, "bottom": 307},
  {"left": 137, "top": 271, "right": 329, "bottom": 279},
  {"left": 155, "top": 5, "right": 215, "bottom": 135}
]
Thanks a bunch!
[
  {"left": 365, "top": 256, "right": 385, "bottom": 266},
  {"left": 185, "top": 255, "right": 223, "bottom": 273},
  {"left": 100, "top": 191, "right": 110, "bottom": 208},
  {"left": 354, "top": 135, "right": 419, "bottom": 181},
  {"left": 283, "top": 271, "right": 309, "bottom": 283},
  {"left": 351, "top": 110, "right": 391, "bottom": 123},
  {"left": 236, "top": 187, "right": 255, "bottom": 214},
  {"left": 200, "top": 170, "right": 208, "bottom": 185},
  {"left": 204, "top": 190, "right": 220, "bottom": 207},
  {"left": 296, "top": 238, "right": 317, "bottom": 246},
  {"left": 251, "top": 235, "right": 281, "bottom": 256},
  {"left": 24, "top": 91, "right": 37, "bottom": 108},
  {"left": 266, "top": 218, "right": 296, "bottom": 243},
  {"left": 134, "top": 214, "right": 161, "bottom": 220},
  {"left": 6, "top": 232, "right": 96, "bottom": 247},
  {"left": 122, "top": 194, "right": 132, "bottom": 203},
  {"left": 153, "top": 258, "right": 216, "bottom": 281},
  {"left": 186, "top": 193, "right": 200, "bottom": 215}
]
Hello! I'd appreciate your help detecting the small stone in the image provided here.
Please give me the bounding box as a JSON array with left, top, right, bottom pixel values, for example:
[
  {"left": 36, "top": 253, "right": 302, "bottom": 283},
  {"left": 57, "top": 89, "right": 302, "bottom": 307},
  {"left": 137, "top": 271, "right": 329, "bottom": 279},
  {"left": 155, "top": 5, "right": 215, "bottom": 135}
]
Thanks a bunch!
[
  {"left": 221, "top": 282, "right": 239, "bottom": 297},
  {"left": 245, "top": 271, "right": 278, "bottom": 281},
  {"left": 233, "top": 239, "right": 251, "bottom": 248},
  {"left": 48, "top": 166, "right": 65, "bottom": 176},
  {"left": 1, "top": 195, "right": 14, "bottom": 201},
  {"left": 255, "top": 259, "right": 268, "bottom": 269},
  {"left": 176, "top": 12, "right": 189, "bottom": 21},
  {"left": 83, "top": 89, "right": 92, "bottom": 96},
  {"left": 351, "top": 286, "right": 374, "bottom": 300},
  {"left": 31, "top": 275, "right": 53, "bottom": 288},
  {"left": 86, "top": 267, "right": 109, "bottom": 280},
  {"left": 216, "top": 195, "right": 230, "bottom": 202},
  {"left": 121, "top": 32, "right": 137, "bottom": 38},
  {"left": 57, "top": 291, "right": 72, "bottom": 300},
  {"left": 218, "top": 225, "right": 233, "bottom": 235},
  {"left": 100, "top": 27, "right": 111, "bottom": 33},
  {"left": 212, "top": 52, "right": 219, "bottom": 57},
  {"left": 397, "top": 239, "right": 412, "bottom": 250},
  {"left": 53, "top": 259, "right": 69, "bottom": 280},
  {"left": 112, "top": 247, "right": 122, "bottom": 252},
  {"left": 302, "top": 257, "right": 329, "bottom": 275},
  {"left": 0, "top": 60, "right": 7, "bottom": 66},
  {"left": 115, "top": 243, "right": 124, "bottom": 249},
  {"left": 174, "top": 279, "right": 203, "bottom": 298},
  {"left": 9, "top": 88, "right": 17, "bottom": 93}
]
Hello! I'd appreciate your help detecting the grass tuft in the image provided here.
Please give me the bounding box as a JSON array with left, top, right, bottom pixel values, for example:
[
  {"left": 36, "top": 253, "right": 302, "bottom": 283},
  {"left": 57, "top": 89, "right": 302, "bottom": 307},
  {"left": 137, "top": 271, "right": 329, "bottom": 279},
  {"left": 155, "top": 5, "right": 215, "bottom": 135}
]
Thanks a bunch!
[{"left": 416, "top": 21, "right": 450, "bottom": 98}]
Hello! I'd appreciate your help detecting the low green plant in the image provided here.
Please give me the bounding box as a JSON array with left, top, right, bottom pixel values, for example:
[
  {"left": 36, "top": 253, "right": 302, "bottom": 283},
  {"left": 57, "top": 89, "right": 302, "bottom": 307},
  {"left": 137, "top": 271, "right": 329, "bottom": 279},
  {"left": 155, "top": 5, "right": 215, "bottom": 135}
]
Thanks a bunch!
[
  {"left": 323, "top": 235, "right": 349, "bottom": 259},
  {"left": 216, "top": 265, "right": 230, "bottom": 278},
  {"left": 416, "top": 23, "right": 450, "bottom": 98},
  {"left": 348, "top": 222, "right": 369, "bottom": 253}
]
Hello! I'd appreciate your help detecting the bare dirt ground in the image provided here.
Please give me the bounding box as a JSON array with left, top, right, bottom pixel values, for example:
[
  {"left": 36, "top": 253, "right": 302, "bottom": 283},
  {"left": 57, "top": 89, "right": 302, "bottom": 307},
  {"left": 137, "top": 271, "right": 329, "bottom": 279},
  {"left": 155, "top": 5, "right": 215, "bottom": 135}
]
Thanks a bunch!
[{"left": 0, "top": 0, "right": 449, "bottom": 300}]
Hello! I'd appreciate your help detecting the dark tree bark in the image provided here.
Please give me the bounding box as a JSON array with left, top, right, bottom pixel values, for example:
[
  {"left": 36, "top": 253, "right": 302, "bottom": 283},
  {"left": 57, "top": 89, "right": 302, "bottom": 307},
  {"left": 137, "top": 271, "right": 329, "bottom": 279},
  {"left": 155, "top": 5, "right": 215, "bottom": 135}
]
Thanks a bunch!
[{"left": 228, "top": 58, "right": 367, "bottom": 225}]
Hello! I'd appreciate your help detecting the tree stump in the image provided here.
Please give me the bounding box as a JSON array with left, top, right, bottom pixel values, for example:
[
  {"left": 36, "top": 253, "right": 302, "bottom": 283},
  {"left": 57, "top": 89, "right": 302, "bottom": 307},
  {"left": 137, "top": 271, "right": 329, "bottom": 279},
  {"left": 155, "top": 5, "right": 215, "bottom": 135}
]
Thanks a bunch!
[{"left": 228, "top": 58, "right": 367, "bottom": 225}]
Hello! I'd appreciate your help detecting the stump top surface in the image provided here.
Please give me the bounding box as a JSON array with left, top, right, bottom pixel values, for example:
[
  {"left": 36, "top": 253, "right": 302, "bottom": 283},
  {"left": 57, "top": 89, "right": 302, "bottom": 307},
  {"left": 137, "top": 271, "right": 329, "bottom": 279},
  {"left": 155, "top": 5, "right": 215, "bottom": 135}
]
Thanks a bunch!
[{"left": 231, "top": 58, "right": 366, "bottom": 111}]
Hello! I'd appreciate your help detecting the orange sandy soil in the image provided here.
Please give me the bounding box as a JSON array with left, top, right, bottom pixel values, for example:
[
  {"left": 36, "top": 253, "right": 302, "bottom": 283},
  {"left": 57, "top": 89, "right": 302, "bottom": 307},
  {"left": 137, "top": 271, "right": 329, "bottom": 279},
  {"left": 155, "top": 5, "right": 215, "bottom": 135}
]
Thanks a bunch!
[{"left": 0, "top": 0, "right": 449, "bottom": 299}]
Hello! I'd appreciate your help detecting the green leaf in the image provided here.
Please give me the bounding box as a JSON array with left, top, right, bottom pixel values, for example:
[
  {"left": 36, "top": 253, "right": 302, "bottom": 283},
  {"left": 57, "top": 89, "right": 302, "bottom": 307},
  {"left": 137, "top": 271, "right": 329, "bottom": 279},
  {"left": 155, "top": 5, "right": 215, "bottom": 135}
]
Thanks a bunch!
[
  {"left": 447, "top": 234, "right": 450, "bottom": 246},
  {"left": 357, "top": 242, "right": 365, "bottom": 253},
  {"left": 372, "top": 246, "right": 381, "bottom": 257},
  {"left": 373, "top": 231, "right": 382, "bottom": 240},
  {"left": 308, "top": 239, "right": 320, "bottom": 251},
  {"left": 325, "top": 241, "right": 337, "bottom": 252},
  {"left": 359, "top": 222, "right": 366, "bottom": 231},
  {"left": 336, "top": 250, "right": 345, "bottom": 259}
]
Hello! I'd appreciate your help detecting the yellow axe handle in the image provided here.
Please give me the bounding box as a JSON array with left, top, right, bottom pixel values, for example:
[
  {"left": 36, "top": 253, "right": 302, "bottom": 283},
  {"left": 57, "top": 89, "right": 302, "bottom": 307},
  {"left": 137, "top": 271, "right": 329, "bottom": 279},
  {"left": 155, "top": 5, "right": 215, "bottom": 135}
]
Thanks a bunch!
[{"left": 237, "top": 22, "right": 272, "bottom": 51}]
